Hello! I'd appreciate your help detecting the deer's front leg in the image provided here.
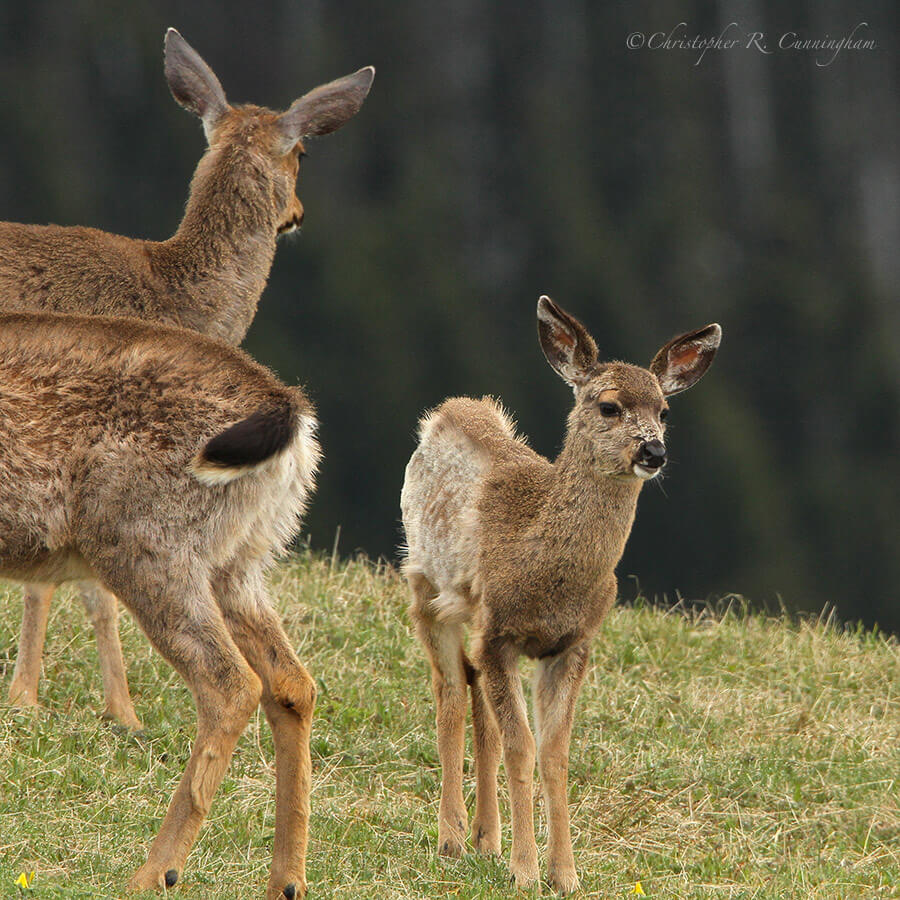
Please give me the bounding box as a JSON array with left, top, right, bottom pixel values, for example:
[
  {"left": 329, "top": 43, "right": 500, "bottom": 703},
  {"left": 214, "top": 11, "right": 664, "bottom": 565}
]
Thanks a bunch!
[
  {"left": 533, "top": 643, "right": 590, "bottom": 894},
  {"left": 478, "top": 640, "right": 540, "bottom": 891}
]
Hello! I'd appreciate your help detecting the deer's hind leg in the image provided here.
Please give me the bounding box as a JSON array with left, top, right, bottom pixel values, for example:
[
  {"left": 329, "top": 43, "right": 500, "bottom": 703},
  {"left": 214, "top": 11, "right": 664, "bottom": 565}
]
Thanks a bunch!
[
  {"left": 464, "top": 650, "right": 501, "bottom": 856},
  {"left": 409, "top": 572, "right": 470, "bottom": 858},
  {"left": 8, "top": 583, "right": 55, "bottom": 707},
  {"left": 215, "top": 566, "right": 316, "bottom": 900},
  {"left": 78, "top": 581, "right": 142, "bottom": 730},
  {"left": 96, "top": 568, "right": 261, "bottom": 892}
]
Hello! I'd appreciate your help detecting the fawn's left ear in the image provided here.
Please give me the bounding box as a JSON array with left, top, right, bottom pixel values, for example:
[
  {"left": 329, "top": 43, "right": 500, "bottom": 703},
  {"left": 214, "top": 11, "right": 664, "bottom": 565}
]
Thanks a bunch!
[
  {"left": 537, "top": 295, "right": 599, "bottom": 387},
  {"left": 649, "top": 323, "right": 722, "bottom": 396}
]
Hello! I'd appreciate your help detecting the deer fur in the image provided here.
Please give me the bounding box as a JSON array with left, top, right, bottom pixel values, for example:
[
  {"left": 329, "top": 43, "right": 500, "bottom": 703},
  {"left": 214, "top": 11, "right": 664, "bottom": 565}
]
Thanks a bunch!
[
  {"left": 0, "top": 311, "right": 321, "bottom": 899},
  {"left": 401, "top": 296, "right": 721, "bottom": 892},
  {"left": 2, "top": 29, "right": 373, "bottom": 728}
]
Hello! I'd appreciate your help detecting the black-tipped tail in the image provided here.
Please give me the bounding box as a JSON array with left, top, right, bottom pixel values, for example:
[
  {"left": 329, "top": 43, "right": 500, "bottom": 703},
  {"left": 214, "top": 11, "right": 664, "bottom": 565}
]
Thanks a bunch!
[{"left": 191, "top": 403, "right": 297, "bottom": 484}]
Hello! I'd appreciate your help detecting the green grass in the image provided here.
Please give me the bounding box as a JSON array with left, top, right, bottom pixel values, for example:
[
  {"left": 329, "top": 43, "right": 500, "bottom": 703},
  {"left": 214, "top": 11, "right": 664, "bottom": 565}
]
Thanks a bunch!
[{"left": 1, "top": 554, "right": 898, "bottom": 898}]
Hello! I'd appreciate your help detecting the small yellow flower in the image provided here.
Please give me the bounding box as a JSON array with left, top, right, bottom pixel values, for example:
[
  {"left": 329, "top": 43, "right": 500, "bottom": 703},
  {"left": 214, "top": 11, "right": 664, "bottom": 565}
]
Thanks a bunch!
[
  {"left": 632, "top": 883, "right": 646, "bottom": 896},
  {"left": 15, "top": 870, "right": 35, "bottom": 890}
]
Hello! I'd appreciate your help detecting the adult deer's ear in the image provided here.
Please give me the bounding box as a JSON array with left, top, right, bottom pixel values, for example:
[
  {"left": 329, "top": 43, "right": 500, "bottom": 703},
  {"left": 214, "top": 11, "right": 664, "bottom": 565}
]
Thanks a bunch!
[
  {"left": 649, "top": 324, "right": 722, "bottom": 396},
  {"left": 164, "top": 29, "right": 229, "bottom": 141},
  {"left": 275, "top": 67, "right": 375, "bottom": 153},
  {"left": 537, "top": 296, "right": 599, "bottom": 387}
]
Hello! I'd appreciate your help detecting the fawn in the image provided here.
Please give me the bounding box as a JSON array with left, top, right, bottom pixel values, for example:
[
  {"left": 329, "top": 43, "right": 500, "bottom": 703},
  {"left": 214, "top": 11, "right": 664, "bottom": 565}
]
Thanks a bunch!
[
  {"left": 0, "top": 311, "right": 322, "bottom": 898},
  {"left": 2, "top": 29, "right": 373, "bottom": 728},
  {"left": 401, "top": 296, "right": 721, "bottom": 892}
]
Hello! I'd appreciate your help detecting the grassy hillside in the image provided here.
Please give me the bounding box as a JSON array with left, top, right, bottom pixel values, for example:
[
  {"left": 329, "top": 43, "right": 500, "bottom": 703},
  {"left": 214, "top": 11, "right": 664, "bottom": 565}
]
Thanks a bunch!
[{"left": 1, "top": 554, "right": 897, "bottom": 898}]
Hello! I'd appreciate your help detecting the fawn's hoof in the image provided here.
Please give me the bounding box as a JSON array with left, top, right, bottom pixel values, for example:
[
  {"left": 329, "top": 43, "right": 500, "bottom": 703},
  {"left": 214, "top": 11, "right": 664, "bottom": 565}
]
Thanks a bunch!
[
  {"left": 471, "top": 820, "right": 501, "bottom": 856},
  {"left": 438, "top": 835, "right": 465, "bottom": 858},
  {"left": 547, "top": 866, "right": 580, "bottom": 894},
  {"left": 438, "top": 812, "right": 468, "bottom": 858},
  {"left": 102, "top": 706, "right": 144, "bottom": 731},
  {"left": 510, "top": 859, "right": 541, "bottom": 893},
  {"left": 7, "top": 687, "right": 40, "bottom": 708}
]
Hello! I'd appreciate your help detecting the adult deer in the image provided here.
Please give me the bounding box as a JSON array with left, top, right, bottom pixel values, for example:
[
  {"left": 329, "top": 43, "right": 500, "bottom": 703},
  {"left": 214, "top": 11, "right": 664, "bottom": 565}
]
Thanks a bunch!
[
  {"left": 2, "top": 29, "right": 373, "bottom": 728},
  {"left": 0, "top": 311, "right": 321, "bottom": 898},
  {"left": 401, "top": 296, "right": 721, "bottom": 892}
]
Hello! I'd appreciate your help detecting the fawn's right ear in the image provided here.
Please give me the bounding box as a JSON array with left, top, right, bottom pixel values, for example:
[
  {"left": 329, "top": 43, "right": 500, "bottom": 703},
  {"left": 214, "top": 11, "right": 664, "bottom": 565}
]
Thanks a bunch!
[
  {"left": 275, "top": 67, "right": 375, "bottom": 153},
  {"left": 537, "top": 296, "right": 599, "bottom": 387},
  {"left": 164, "top": 29, "right": 228, "bottom": 140}
]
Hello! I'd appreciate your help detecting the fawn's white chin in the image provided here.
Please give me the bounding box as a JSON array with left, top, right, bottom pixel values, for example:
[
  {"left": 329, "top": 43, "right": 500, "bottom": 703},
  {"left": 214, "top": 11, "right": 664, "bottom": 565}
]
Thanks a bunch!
[{"left": 632, "top": 463, "right": 660, "bottom": 480}]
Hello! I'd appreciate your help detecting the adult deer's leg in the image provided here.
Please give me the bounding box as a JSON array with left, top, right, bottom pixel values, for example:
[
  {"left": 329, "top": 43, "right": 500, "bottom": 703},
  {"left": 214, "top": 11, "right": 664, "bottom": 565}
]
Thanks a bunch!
[
  {"left": 108, "top": 575, "right": 262, "bottom": 892},
  {"left": 216, "top": 568, "right": 316, "bottom": 900},
  {"left": 464, "top": 650, "right": 501, "bottom": 855},
  {"left": 409, "top": 573, "right": 469, "bottom": 858},
  {"left": 477, "top": 637, "right": 539, "bottom": 889},
  {"left": 8, "top": 583, "right": 55, "bottom": 706},
  {"left": 533, "top": 644, "right": 590, "bottom": 894},
  {"left": 79, "top": 581, "right": 142, "bottom": 729}
]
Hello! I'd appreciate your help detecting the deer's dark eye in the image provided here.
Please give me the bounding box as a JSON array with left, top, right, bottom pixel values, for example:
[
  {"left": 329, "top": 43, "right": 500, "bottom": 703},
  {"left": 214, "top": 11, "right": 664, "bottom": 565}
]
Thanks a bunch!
[
  {"left": 660, "top": 408, "right": 669, "bottom": 422},
  {"left": 598, "top": 402, "right": 621, "bottom": 418}
]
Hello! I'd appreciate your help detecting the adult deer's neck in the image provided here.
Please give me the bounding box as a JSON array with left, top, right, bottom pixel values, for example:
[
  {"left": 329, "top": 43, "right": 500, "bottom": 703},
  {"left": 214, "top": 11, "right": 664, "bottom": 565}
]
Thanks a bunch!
[
  {"left": 152, "top": 146, "right": 280, "bottom": 343},
  {"left": 543, "top": 430, "right": 644, "bottom": 579}
]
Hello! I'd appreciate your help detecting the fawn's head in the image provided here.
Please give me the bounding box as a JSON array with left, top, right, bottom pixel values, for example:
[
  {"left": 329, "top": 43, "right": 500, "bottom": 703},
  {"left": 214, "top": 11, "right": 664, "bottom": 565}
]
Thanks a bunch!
[
  {"left": 537, "top": 296, "right": 721, "bottom": 480},
  {"left": 164, "top": 29, "right": 374, "bottom": 234}
]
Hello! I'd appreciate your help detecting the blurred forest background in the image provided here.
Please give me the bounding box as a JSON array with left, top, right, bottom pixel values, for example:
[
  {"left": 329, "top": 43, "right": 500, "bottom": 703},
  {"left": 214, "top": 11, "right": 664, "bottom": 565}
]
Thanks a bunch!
[{"left": 0, "top": 1, "right": 897, "bottom": 630}]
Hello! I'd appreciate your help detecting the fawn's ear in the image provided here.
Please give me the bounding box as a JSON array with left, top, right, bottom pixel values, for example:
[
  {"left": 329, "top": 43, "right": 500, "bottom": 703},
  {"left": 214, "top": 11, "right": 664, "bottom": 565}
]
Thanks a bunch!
[
  {"left": 276, "top": 67, "right": 375, "bottom": 152},
  {"left": 164, "top": 29, "right": 228, "bottom": 140},
  {"left": 537, "top": 296, "right": 599, "bottom": 387},
  {"left": 649, "top": 324, "right": 722, "bottom": 396}
]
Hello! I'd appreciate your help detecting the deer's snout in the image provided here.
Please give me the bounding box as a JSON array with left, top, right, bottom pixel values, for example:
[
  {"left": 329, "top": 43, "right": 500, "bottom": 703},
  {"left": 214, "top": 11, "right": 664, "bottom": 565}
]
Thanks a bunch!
[
  {"left": 636, "top": 439, "right": 666, "bottom": 470},
  {"left": 278, "top": 196, "right": 304, "bottom": 234}
]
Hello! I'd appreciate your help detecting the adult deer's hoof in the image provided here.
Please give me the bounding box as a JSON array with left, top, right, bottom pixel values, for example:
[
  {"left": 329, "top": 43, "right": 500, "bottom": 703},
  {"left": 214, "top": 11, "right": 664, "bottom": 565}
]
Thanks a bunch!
[
  {"left": 266, "top": 877, "right": 306, "bottom": 899},
  {"left": 128, "top": 862, "right": 176, "bottom": 892}
]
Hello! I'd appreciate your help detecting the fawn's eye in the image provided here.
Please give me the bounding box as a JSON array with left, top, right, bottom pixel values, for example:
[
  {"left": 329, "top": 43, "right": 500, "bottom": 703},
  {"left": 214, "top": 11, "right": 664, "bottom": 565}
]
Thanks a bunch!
[
  {"left": 598, "top": 402, "right": 621, "bottom": 418},
  {"left": 660, "top": 408, "right": 669, "bottom": 422}
]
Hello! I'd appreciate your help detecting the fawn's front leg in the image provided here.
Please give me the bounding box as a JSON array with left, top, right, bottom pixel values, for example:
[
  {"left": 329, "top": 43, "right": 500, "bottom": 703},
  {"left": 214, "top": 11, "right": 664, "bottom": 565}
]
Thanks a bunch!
[
  {"left": 479, "top": 640, "right": 540, "bottom": 891},
  {"left": 533, "top": 644, "right": 590, "bottom": 894}
]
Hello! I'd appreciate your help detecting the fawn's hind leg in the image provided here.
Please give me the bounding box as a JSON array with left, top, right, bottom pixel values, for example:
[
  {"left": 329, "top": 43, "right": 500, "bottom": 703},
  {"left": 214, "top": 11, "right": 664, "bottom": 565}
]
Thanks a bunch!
[
  {"left": 100, "top": 572, "right": 261, "bottom": 892},
  {"left": 216, "top": 567, "right": 316, "bottom": 900},
  {"left": 409, "top": 573, "right": 469, "bottom": 858},
  {"left": 8, "top": 583, "right": 55, "bottom": 707},
  {"left": 464, "top": 651, "right": 501, "bottom": 855},
  {"left": 79, "top": 581, "right": 142, "bottom": 730}
]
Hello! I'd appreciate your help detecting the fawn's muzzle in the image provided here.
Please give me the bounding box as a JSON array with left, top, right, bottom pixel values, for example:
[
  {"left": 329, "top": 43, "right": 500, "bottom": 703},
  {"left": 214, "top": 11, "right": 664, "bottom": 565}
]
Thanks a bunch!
[{"left": 636, "top": 439, "right": 666, "bottom": 470}]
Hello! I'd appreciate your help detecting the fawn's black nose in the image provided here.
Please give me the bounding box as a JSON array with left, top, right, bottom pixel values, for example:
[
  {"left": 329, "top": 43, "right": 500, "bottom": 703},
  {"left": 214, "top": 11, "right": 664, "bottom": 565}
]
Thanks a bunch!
[{"left": 637, "top": 439, "right": 667, "bottom": 469}]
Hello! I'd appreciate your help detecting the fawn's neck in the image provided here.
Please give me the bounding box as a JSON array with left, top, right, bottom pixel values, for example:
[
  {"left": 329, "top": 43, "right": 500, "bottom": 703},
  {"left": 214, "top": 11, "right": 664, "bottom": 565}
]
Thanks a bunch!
[
  {"left": 154, "top": 146, "right": 280, "bottom": 341},
  {"left": 543, "top": 432, "right": 644, "bottom": 579}
]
